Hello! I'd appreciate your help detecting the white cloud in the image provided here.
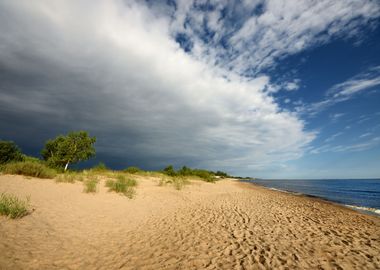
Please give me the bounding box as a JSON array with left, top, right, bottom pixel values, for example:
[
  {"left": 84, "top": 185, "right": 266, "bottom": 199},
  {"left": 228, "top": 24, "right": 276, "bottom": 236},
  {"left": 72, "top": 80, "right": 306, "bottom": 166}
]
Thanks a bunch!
[
  {"left": 359, "top": 132, "right": 372, "bottom": 138},
  {"left": 0, "top": 0, "right": 316, "bottom": 173},
  {"left": 159, "top": 0, "right": 380, "bottom": 75},
  {"left": 297, "top": 66, "right": 380, "bottom": 116},
  {"left": 311, "top": 137, "right": 380, "bottom": 154},
  {"left": 328, "top": 66, "right": 380, "bottom": 98},
  {"left": 284, "top": 81, "right": 300, "bottom": 91},
  {"left": 324, "top": 132, "right": 344, "bottom": 143}
]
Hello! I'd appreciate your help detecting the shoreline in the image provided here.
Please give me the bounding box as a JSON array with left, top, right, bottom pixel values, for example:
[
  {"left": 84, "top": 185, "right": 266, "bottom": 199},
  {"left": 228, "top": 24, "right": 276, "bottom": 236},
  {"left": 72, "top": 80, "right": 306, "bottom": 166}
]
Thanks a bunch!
[
  {"left": 239, "top": 181, "right": 380, "bottom": 218},
  {"left": 241, "top": 180, "right": 380, "bottom": 217},
  {"left": 1, "top": 174, "right": 379, "bottom": 269}
]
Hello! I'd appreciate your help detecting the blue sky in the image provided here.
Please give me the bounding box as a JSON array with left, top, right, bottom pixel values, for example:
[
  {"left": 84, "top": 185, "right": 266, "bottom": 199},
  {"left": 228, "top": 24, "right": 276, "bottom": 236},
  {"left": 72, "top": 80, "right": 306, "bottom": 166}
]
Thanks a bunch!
[{"left": 0, "top": 0, "right": 379, "bottom": 178}]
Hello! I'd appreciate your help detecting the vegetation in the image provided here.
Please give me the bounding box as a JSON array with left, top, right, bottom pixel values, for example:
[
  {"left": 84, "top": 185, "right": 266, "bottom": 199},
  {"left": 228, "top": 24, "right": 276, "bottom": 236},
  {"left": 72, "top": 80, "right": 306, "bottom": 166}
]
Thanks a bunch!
[
  {"left": 123, "top": 166, "right": 142, "bottom": 174},
  {"left": 106, "top": 175, "right": 137, "bottom": 198},
  {"left": 55, "top": 171, "right": 84, "bottom": 183},
  {"left": 159, "top": 175, "right": 190, "bottom": 190},
  {"left": 91, "top": 162, "right": 108, "bottom": 172},
  {"left": 41, "top": 131, "right": 96, "bottom": 171},
  {"left": 83, "top": 178, "right": 99, "bottom": 193},
  {"left": 0, "top": 140, "right": 23, "bottom": 164},
  {"left": 163, "top": 165, "right": 177, "bottom": 176},
  {"left": 2, "top": 161, "right": 56, "bottom": 179},
  {"left": 163, "top": 165, "right": 216, "bottom": 182},
  {"left": 0, "top": 193, "right": 30, "bottom": 219}
]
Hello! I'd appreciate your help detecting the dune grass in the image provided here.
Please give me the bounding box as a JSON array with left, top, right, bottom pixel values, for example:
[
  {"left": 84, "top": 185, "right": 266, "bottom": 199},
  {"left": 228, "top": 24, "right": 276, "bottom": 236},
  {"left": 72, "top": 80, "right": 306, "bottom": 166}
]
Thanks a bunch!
[
  {"left": 106, "top": 175, "right": 137, "bottom": 198},
  {"left": 123, "top": 166, "right": 141, "bottom": 174},
  {"left": 55, "top": 171, "right": 85, "bottom": 183},
  {"left": 159, "top": 175, "right": 190, "bottom": 190},
  {"left": 1, "top": 161, "right": 56, "bottom": 179},
  {"left": 83, "top": 178, "right": 99, "bottom": 193},
  {"left": 0, "top": 193, "right": 30, "bottom": 219}
]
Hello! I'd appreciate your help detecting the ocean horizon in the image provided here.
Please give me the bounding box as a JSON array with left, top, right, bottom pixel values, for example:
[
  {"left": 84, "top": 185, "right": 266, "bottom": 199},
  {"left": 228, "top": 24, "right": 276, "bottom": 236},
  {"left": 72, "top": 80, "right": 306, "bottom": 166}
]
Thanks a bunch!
[{"left": 244, "top": 178, "right": 380, "bottom": 215}]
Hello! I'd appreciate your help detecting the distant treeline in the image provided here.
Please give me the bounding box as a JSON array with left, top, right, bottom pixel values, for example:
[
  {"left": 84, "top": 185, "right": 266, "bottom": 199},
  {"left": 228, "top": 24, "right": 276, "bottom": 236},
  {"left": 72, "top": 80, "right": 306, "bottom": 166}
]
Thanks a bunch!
[{"left": 0, "top": 131, "right": 252, "bottom": 180}]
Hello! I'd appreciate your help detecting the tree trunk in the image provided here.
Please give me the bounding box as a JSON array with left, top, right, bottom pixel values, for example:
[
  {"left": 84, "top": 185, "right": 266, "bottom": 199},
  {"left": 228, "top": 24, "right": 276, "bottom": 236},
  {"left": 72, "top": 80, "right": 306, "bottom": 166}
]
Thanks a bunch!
[{"left": 64, "top": 161, "right": 69, "bottom": 171}]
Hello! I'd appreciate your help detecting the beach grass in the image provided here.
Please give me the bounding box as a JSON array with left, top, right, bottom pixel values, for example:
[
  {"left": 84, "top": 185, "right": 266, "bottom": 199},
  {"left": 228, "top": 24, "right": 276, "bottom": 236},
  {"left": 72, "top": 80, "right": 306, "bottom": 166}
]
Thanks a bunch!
[
  {"left": 105, "top": 175, "right": 137, "bottom": 198},
  {"left": 83, "top": 178, "right": 99, "bottom": 193},
  {"left": 1, "top": 161, "right": 56, "bottom": 179},
  {"left": 159, "top": 175, "right": 190, "bottom": 190},
  {"left": 56, "top": 171, "right": 85, "bottom": 183},
  {"left": 0, "top": 192, "right": 30, "bottom": 219}
]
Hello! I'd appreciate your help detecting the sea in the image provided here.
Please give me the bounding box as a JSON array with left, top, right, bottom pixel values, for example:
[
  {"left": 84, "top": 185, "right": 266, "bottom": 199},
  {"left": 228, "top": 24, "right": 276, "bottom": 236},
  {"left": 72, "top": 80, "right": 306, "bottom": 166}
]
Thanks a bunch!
[{"left": 243, "top": 179, "right": 380, "bottom": 216}]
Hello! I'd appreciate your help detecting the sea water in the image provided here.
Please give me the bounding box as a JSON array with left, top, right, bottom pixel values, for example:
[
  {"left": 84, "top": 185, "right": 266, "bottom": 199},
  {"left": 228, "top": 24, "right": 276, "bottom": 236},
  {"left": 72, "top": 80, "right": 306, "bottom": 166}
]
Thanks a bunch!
[{"left": 244, "top": 179, "right": 380, "bottom": 215}]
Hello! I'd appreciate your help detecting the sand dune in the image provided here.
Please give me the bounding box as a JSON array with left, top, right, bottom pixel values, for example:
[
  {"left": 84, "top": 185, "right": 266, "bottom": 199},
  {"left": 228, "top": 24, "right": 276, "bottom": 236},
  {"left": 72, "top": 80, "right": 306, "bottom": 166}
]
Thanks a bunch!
[{"left": 0, "top": 174, "right": 379, "bottom": 269}]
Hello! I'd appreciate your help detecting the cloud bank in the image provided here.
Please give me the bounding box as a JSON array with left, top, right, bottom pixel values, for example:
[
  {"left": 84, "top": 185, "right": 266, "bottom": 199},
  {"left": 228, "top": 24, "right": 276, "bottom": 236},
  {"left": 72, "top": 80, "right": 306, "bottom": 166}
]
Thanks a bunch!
[{"left": 0, "top": 0, "right": 378, "bottom": 174}]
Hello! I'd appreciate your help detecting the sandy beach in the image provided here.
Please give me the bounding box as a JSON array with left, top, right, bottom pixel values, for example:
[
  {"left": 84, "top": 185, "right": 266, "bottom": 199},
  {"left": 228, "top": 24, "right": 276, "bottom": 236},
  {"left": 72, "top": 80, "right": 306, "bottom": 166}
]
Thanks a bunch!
[{"left": 0, "top": 174, "right": 379, "bottom": 270}]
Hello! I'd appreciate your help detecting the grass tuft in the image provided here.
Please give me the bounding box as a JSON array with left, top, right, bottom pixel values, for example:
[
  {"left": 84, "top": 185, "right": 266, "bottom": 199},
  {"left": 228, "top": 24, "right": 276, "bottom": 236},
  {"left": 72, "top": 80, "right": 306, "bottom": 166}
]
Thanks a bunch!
[
  {"left": 83, "top": 178, "right": 99, "bottom": 193},
  {"left": 158, "top": 175, "right": 190, "bottom": 190},
  {"left": 2, "top": 161, "right": 56, "bottom": 179},
  {"left": 0, "top": 193, "right": 30, "bottom": 219},
  {"left": 106, "top": 175, "right": 137, "bottom": 198},
  {"left": 55, "top": 172, "right": 84, "bottom": 183}
]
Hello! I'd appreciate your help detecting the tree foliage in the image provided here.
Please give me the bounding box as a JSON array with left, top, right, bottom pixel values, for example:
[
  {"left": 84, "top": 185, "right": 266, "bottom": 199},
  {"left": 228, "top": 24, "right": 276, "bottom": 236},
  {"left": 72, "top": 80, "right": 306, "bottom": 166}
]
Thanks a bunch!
[
  {"left": 0, "top": 140, "right": 23, "bottom": 164},
  {"left": 41, "top": 131, "right": 96, "bottom": 171}
]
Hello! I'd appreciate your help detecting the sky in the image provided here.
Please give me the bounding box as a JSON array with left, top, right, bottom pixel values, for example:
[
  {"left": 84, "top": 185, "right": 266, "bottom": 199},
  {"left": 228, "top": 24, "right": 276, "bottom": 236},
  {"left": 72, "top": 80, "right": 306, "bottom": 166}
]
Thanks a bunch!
[{"left": 0, "top": 0, "right": 379, "bottom": 179}]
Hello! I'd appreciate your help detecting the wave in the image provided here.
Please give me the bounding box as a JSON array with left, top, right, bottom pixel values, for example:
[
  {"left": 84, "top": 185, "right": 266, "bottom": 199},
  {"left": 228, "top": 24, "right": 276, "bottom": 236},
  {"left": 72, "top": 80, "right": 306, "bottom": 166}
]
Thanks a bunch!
[{"left": 344, "top": 204, "right": 380, "bottom": 216}]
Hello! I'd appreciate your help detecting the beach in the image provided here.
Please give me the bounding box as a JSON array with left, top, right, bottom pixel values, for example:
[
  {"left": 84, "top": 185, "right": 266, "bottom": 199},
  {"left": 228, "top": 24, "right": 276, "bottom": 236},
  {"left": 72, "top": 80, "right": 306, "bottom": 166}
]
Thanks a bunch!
[{"left": 0, "top": 175, "right": 379, "bottom": 269}]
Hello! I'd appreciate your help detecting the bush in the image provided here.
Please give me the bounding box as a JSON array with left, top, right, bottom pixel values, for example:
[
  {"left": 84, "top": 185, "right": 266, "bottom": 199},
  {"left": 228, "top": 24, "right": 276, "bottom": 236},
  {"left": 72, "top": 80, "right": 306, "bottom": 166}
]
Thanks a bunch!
[
  {"left": 170, "top": 165, "right": 216, "bottom": 182},
  {"left": 106, "top": 175, "right": 137, "bottom": 198},
  {"left": 0, "top": 141, "right": 23, "bottom": 164},
  {"left": 2, "top": 161, "right": 56, "bottom": 179},
  {"left": 83, "top": 179, "right": 98, "bottom": 193},
  {"left": 123, "top": 166, "right": 141, "bottom": 174},
  {"left": 192, "top": 169, "right": 215, "bottom": 182},
  {"left": 163, "top": 165, "right": 177, "bottom": 176},
  {"left": 0, "top": 193, "right": 30, "bottom": 219}
]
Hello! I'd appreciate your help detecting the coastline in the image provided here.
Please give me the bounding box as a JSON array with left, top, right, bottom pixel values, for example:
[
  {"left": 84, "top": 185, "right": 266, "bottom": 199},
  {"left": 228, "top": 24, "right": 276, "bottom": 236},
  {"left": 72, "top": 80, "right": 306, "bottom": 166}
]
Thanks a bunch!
[
  {"left": 1, "top": 174, "right": 379, "bottom": 269},
  {"left": 242, "top": 180, "right": 380, "bottom": 217}
]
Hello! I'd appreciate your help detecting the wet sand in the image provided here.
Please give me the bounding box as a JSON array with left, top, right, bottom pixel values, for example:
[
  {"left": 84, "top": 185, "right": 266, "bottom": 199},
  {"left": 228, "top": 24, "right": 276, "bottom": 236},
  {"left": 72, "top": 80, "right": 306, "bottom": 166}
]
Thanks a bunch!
[{"left": 0, "top": 174, "right": 379, "bottom": 269}]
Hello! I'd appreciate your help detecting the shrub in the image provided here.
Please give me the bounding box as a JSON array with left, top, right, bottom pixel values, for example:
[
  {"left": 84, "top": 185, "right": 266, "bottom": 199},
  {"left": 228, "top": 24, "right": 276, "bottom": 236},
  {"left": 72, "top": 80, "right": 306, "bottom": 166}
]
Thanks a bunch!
[
  {"left": 83, "top": 179, "right": 98, "bottom": 193},
  {"left": 2, "top": 161, "right": 56, "bottom": 179},
  {"left": 106, "top": 175, "right": 137, "bottom": 198},
  {"left": 163, "top": 165, "right": 177, "bottom": 176},
  {"left": 123, "top": 166, "right": 141, "bottom": 174},
  {"left": 192, "top": 169, "right": 215, "bottom": 182},
  {"left": 173, "top": 166, "right": 216, "bottom": 182},
  {"left": 0, "top": 140, "right": 23, "bottom": 164},
  {"left": 0, "top": 193, "right": 30, "bottom": 219}
]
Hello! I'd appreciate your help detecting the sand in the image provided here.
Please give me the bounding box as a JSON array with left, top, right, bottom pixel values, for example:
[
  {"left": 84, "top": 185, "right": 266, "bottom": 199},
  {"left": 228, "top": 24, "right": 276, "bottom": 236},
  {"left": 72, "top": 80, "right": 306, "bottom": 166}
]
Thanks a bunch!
[{"left": 0, "top": 174, "right": 379, "bottom": 270}]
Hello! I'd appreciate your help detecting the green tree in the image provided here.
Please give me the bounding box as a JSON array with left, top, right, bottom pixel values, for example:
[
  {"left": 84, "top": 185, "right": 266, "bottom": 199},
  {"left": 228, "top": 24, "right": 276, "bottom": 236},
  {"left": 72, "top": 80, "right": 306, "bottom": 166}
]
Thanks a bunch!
[
  {"left": 0, "top": 140, "right": 23, "bottom": 164},
  {"left": 41, "top": 131, "right": 96, "bottom": 171}
]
